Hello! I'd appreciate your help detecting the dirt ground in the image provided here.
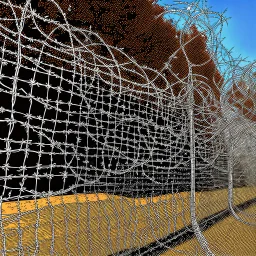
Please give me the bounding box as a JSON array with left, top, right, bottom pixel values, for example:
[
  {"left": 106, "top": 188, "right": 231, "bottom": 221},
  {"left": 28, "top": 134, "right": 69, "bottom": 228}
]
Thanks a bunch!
[
  {"left": 0, "top": 186, "right": 255, "bottom": 255},
  {"left": 161, "top": 204, "right": 256, "bottom": 256}
]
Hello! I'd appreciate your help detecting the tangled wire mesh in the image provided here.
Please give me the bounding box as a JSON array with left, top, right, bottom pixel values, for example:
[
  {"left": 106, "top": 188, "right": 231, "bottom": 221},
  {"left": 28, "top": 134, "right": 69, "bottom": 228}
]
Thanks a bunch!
[{"left": 0, "top": 0, "right": 255, "bottom": 255}]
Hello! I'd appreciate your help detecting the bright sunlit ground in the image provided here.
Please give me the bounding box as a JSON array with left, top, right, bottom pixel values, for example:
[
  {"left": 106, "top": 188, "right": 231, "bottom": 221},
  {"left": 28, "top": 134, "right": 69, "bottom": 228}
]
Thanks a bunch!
[{"left": 0, "top": 186, "right": 255, "bottom": 255}]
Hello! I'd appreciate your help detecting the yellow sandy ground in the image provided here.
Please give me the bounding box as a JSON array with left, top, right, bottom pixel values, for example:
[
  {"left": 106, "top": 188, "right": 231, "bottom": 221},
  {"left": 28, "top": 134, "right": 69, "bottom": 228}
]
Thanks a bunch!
[
  {"left": 0, "top": 187, "right": 255, "bottom": 255},
  {"left": 161, "top": 204, "right": 256, "bottom": 256}
]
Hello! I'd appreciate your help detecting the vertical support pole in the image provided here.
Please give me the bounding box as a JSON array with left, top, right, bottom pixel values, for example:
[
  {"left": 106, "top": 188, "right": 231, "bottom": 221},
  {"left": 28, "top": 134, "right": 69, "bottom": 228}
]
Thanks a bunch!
[{"left": 188, "top": 76, "right": 214, "bottom": 256}]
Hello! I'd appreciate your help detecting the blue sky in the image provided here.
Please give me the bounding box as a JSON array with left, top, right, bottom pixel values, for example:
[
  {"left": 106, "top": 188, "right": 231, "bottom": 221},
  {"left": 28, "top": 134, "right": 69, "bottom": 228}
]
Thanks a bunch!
[{"left": 157, "top": 0, "right": 256, "bottom": 64}]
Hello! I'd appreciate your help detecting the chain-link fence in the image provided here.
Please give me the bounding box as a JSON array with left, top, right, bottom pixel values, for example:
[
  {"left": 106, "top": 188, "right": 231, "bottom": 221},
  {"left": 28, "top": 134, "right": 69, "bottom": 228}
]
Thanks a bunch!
[{"left": 0, "top": 0, "right": 255, "bottom": 255}]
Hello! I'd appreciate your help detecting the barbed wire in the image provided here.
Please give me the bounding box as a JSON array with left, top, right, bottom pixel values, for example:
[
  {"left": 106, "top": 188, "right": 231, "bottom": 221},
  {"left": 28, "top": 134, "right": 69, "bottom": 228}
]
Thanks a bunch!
[{"left": 0, "top": 0, "right": 255, "bottom": 255}]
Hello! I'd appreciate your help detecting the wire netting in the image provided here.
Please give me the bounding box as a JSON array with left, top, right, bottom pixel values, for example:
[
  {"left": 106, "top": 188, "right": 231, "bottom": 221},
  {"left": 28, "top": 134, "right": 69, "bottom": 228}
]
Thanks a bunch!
[{"left": 0, "top": 0, "right": 255, "bottom": 255}]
